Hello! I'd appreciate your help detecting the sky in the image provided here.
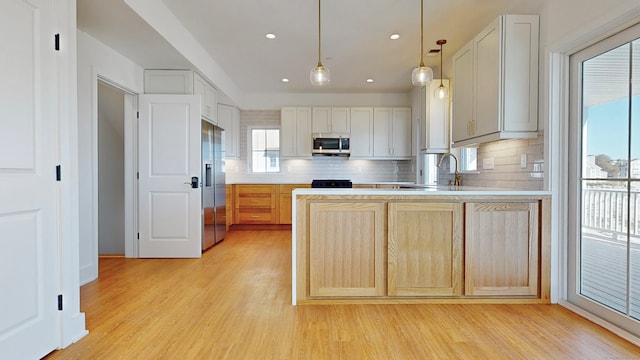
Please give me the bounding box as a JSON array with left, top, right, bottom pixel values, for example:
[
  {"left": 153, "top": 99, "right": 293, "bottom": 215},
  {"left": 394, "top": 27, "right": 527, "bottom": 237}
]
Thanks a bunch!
[{"left": 585, "top": 96, "right": 640, "bottom": 160}]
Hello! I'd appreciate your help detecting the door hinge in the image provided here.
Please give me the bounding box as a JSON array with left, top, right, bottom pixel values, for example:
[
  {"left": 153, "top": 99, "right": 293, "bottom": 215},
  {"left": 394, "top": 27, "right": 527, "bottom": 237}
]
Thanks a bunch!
[
  {"left": 137, "top": 233, "right": 139, "bottom": 240},
  {"left": 137, "top": 172, "right": 139, "bottom": 179},
  {"left": 56, "top": 165, "right": 62, "bottom": 181},
  {"left": 54, "top": 34, "right": 60, "bottom": 51},
  {"left": 57, "top": 294, "right": 63, "bottom": 311},
  {"left": 136, "top": 111, "right": 139, "bottom": 119}
]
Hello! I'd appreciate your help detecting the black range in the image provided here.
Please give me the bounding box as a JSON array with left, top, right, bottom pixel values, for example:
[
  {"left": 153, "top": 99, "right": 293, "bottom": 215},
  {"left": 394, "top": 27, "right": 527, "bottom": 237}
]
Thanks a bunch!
[{"left": 311, "top": 179, "right": 353, "bottom": 188}]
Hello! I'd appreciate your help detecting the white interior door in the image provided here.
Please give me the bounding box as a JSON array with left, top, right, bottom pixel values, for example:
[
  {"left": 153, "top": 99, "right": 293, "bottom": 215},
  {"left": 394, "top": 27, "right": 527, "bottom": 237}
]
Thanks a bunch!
[
  {"left": 138, "top": 95, "right": 202, "bottom": 258},
  {"left": 0, "top": 0, "right": 60, "bottom": 358}
]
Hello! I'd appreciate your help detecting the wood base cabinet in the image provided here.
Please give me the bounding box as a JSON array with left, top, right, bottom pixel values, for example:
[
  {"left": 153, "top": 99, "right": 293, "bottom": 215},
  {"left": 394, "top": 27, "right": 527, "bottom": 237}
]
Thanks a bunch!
[
  {"left": 234, "top": 184, "right": 277, "bottom": 224},
  {"left": 388, "top": 203, "right": 463, "bottom": 296},
  {"left": 278, "top": 184, "right": 310, "bottom": 224},
  {"left": 465, "top": 202, "right": 539, "bottom": 296},
  {"left": 308, "top": 202, "right": 386, "bottom": 297}
]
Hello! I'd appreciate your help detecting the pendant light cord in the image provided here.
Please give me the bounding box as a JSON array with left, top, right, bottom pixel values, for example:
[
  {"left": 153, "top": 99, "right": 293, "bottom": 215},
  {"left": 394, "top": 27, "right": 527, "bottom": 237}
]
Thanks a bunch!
[
  {"left": 419, "top": 0, "right": 424, "bottom": 67},
  {"left": 439, "top": 41, "right": 443, "bottom": 86},
  {"left": 317, "top": 0, "right": 322, "bottom": 67}
]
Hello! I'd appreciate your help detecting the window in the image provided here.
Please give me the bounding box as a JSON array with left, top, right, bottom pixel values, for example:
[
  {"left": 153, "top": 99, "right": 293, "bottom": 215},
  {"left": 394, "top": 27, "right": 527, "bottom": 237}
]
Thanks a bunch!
[
  {"left": 250, "top": 128, "right": 280, "bottom": 173},
  {"left": 459, "top": 147, "right": 477, "bottom": 172}
]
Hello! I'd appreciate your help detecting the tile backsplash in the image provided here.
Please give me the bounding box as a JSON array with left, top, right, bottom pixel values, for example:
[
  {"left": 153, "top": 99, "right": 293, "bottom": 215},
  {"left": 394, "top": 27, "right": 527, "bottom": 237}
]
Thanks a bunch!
[
  {"left": 438, "top": 134, "right": 545, "bottom": 190},
  {"left": 226, "top": 109, "right": 544, "bottom": 188},
  {"left": 225, "top": 110, "right": 414, "bottom": 184}
]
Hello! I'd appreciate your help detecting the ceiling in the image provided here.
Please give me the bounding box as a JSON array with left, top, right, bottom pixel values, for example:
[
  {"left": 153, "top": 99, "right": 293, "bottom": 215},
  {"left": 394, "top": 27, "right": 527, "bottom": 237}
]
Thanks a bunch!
[{"left": 77, "top": 0, "right": 545, "bottom": 97}]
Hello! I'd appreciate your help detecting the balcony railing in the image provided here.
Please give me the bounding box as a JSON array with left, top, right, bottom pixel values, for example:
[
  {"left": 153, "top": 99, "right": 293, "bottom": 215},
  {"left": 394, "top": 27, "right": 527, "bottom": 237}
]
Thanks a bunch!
[{"left": 582, "top": 188, "right": 640, "bottom": 237}]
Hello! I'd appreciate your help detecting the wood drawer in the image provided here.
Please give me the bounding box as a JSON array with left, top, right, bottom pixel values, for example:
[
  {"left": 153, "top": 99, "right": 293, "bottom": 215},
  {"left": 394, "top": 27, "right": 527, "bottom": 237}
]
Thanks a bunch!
[
  {"left": 236, "top": 184, "right": 275, "bottom": 194},
  {"left": 238, "top": 195, "right": 273, "bottom": 208},
  {"left": 238, "top": 209, "right": 275, "bottom": 223}
]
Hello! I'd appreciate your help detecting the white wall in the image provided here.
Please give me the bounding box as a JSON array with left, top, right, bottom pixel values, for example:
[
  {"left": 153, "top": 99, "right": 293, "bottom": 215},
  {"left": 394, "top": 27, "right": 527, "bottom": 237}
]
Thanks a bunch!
[{"left": 77, "top": 30, "right": 144, "bottom": 284}]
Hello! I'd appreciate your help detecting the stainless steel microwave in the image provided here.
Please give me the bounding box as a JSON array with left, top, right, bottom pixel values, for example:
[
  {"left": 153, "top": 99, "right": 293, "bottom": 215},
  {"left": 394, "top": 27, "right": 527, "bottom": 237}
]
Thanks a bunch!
[{"left": 312, "top": 134, "right": 350, "bottom": 156}]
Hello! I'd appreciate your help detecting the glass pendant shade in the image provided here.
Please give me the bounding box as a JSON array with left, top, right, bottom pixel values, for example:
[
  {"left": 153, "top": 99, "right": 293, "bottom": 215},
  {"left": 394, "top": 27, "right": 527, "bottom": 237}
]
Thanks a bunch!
[
  {"left": 434, "top": 39, "right": 448, "bottom": 98},
  {"left": 412, "top": 0, "right": 432, "bottom": 86},
  {"left": 310, "top": 63, "right": 330, "bottom": 86},
  {"left": 435, "top": 83, "right": 448, "bottom": 99},
  {"left": 412, "top": 65, "right": 433, "bottom": 86},
  {"left": 311, "top": 0, "right": 329, "bottom": 86}
]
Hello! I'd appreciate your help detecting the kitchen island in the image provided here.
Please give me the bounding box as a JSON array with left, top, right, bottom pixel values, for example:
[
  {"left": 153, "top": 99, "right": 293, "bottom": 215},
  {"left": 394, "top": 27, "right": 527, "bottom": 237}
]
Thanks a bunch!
[{"left": 292, "top": 187, "right": 551, "bottom": 305}]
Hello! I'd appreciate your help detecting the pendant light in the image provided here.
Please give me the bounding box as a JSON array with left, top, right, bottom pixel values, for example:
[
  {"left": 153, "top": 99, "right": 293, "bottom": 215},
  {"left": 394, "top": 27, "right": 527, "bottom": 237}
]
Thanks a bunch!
[
  {"left": 310, "top": 0, "right": 330, "bottom": 86},
  {"left": 435, "top": 39, "right": 448, "bottom": 99},
  {"left": 411, "top": 0, "right": 433, "bottom": 86}
]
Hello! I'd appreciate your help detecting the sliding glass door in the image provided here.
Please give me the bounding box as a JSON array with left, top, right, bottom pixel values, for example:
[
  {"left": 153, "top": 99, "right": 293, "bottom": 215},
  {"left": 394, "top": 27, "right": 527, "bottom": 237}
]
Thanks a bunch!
[{"left": 569, "top": 23, "right": 640, "bottom": 334}]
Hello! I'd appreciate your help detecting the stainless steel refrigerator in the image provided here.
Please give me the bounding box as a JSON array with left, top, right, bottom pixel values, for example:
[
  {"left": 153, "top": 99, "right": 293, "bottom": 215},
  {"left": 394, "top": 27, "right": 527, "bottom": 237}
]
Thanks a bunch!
[{"left": 202, "top": 120, "right": 226, "bottom": 251}]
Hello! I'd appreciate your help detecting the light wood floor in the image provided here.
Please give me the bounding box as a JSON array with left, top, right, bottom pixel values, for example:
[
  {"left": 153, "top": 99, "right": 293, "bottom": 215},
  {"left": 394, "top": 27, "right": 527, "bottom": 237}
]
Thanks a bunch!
[{"left": 46, "top": 229, "right": 640, "bottom": 359}]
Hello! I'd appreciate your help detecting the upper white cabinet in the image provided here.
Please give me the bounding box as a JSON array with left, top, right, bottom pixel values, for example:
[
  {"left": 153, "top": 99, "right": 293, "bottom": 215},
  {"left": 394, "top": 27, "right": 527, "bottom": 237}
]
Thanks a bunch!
[
  {"left": 452, "top": 15, "right": 539, "bottom": 147},
  {"left": 312, "top": 107, "right": 351, "bottom": 134},
  {"left": 350, "top": 107, "right": 374, "bottom": 158},
  {"left": 217, "top": 104, "right": 240, "bottom": 158},
  {"left": 373, "top": 107, "right": 412, "bottom": 159},
  {"left": 144, "top": 70, "right": 218, "bottom": 123},
  {"left": 193, "top": 73, "right": 218, "bottom": 121},
  {"left": 420, "top": 80, "right": 450, "bottom": 153},
  {"left": 281, "top": 107, "right": 312, "bottom": 158}
]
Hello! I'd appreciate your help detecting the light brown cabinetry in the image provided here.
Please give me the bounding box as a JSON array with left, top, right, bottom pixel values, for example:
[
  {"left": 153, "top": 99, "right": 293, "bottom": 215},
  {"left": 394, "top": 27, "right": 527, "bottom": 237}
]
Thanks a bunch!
[
  {"left": 278, "top": 184, "right": 310, "bottom": 224},
  {"left": 225, "top": 185, "right": 233, "bottom": 229},
  {"left": 388, "top": 202, "right": 463, "bottom": 296},
  {"left": 464, "top": 201, "right": 539, "bottom": 296},
  {"left": 308, "top": 202, "right": 386, "bottom": 297},
  {"left": 234, "top": 184, "right": 277, "bottom": 224}
]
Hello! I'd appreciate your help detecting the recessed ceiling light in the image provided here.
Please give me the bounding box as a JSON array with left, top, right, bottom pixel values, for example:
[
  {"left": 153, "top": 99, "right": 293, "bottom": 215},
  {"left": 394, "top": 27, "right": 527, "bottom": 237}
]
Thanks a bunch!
[
  {"left": 266, "top": 33, "right": 276, "bottom": 39},
  {"left": 390, "top": 33, "right": 400, "bottom": 40},
  {"left": 281, "top": 78, "right": 289, "bottom": 83},
  {"left": 366, "top": 78, "right": 374, "bottom": 83}
]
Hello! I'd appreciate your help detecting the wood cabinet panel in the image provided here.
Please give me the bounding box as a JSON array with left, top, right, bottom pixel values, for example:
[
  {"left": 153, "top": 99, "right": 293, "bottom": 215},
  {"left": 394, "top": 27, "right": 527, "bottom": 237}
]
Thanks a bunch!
[
  {"left": 465, "top": 202, "right": 539, "bottom": 296},
  {"left": 309, "top": 202, "right": 386, "bottom": 297},
  {"left": 225, "top": 185, "right": 233, "bottom": 228},
  {"left": 388, "top": 203, "right": 463, "bottom": 296},
  {"left": 278, "top": 184, "right": 310, "bottom": 225}
]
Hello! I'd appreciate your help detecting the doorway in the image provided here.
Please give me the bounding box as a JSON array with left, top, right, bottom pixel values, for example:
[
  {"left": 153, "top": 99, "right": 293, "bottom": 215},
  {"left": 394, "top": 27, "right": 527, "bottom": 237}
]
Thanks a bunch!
[
  {"left": 95, "top": 77, "right": 138, "bottom": 259},
  {"left": 98, "top": 81, "right": 125, "bottom": 255},
  {"left": 568, "top": 22, "right": 640, "bottom": 337}
]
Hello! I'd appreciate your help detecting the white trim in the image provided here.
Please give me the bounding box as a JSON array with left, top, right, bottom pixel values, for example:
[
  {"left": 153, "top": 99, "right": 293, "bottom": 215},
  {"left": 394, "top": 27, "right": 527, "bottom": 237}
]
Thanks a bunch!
[
  {"left": 559, "top": 300, "right": 640, "bottom": 347},
  {"left": 56, "top": 0, "right": 87, "bottom": 347},
  {"left": 548, "top": 2, "right": 640, "bottom": 337},
  {"left": 95, "top": 75, "right": 140, "bottom": 262}
]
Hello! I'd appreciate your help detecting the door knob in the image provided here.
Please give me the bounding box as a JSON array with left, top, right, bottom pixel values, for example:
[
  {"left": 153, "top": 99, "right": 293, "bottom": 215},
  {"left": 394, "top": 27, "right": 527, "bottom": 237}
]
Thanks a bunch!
[{"left": 184, "top": 177, "right": 199, "bottom": 188}]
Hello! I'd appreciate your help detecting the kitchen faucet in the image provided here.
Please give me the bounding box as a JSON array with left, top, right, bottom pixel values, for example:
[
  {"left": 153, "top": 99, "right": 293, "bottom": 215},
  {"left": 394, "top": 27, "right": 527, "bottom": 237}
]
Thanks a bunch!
[{"left": 438, "top": 152, "right": 462, "bottom": 186}]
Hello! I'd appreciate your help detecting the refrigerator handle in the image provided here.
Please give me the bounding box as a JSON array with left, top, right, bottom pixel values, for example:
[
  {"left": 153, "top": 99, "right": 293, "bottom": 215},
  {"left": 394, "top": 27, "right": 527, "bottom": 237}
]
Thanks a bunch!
[{"left": 205, "top": 164, "right": 212, "bottom": 187}]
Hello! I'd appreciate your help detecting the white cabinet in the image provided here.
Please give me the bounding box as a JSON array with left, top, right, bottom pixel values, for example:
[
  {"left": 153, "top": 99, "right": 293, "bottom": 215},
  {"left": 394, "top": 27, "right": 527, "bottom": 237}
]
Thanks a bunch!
[
  {"left": 349, "top": 107, "right": 374, "bottom": 158},
  {"left": 312, "top": 107, "right": 350, "bottom": 134},
  {"left": 193, "top": 73, "right": 218, "bottom": 122},
  {"left": 420, "top": 80, "right": 450, "bottom": 153},
  {"left": 373, "top": 107, "right": 412, "bottom": 159},
  {"left": 452, "top": 15, "right": 539, "bottom": 147},
  {"left": 144, "top": 69, "right": 218, "bottom": 123},
  {"left": 217, "top": 104, "right": 240, "bottom": 158},
  {"left": 281, "top": 107, "right": 312, "bottom": 158}
]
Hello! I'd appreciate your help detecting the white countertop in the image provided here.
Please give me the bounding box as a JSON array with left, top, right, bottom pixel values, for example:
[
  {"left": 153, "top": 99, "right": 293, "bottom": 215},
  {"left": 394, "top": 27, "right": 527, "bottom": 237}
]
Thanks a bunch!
[{"left": 293, "top": 186, "right": 551, "bottom": 196}]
